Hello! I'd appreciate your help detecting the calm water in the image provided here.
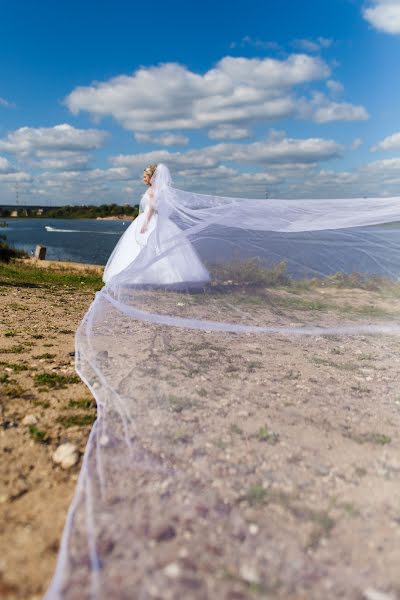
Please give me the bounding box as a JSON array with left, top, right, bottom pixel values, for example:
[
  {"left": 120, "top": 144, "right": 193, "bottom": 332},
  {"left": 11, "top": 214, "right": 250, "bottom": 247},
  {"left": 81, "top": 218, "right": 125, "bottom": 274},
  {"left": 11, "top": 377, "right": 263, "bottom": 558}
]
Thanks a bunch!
[
  {"left": 1, "top": 218, "right": 127, "bottom": 265},
  {"left": 2, "top": 218, "right": 400, "bottom": 279}
]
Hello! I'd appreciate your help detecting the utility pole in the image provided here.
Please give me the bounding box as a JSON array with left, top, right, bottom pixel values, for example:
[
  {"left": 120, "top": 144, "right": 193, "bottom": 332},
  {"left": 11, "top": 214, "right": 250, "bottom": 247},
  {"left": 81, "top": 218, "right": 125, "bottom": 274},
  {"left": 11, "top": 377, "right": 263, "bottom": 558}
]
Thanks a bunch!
[{"left": 15, "top": 182, "right": 20, "bottom": 206}]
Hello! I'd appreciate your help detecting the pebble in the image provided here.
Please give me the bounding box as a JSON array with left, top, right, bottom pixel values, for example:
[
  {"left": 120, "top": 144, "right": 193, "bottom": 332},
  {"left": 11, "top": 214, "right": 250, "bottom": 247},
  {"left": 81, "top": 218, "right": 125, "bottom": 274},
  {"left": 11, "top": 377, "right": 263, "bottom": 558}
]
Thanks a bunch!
[
  {"left": 239, "top": 563, "right": 260, "bottom": 585},
  {"left": 248, "top": 523, "right": 259, "bottom": 535},
  {"left": 163, "top": 562, "right": 181, "bottom": 578},
  {"left": 363, "top": 589, "right": 397, "bottom": 600},
  {"left": 52, "top": 443, "right": 79, "bottom": 469},
  {"left": 22, "top": 415, "right": 38, "bottom": 426}
]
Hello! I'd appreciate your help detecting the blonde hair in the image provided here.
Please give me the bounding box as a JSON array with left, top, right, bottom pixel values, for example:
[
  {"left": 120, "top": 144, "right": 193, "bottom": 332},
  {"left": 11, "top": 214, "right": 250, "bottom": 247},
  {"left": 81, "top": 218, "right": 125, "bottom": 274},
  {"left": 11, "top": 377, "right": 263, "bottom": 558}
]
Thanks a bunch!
[{"left": 144, "top": 164, "right": 157, "bottom": 177}]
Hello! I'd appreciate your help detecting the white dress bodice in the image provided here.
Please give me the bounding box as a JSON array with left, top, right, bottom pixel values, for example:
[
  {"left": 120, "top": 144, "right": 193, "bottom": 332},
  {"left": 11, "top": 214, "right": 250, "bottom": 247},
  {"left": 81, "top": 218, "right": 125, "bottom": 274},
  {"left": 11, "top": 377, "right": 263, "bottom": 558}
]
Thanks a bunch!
[{"left": 139, "top": 189, "right": 156, "bottom": 215}]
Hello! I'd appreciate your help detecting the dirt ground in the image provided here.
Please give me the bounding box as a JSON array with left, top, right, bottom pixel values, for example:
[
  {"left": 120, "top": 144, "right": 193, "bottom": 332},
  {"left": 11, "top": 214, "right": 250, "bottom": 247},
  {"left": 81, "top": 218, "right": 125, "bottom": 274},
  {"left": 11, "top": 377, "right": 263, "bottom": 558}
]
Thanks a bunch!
[
  {"left": 0, "top": 272, "right": 98, "bottom": 600},
  {"left": 1, "top": 266, "right": 400, "bottom": 599}
]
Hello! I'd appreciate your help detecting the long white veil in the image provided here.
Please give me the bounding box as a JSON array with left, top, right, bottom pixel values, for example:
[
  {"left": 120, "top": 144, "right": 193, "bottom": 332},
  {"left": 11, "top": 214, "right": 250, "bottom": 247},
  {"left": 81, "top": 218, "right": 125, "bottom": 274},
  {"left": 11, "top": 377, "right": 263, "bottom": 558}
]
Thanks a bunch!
[{"left": 43, "top": 164, "right": 400, "bottom": 599}]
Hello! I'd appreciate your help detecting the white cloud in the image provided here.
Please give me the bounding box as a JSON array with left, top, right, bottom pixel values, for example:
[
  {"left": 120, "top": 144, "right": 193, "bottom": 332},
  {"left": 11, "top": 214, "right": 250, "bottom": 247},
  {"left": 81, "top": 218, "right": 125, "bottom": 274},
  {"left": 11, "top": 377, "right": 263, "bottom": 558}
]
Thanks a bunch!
[
  {"left": 229, "top": 36, "right": 281, "bottom": 51},
  {"left": 2, "top": 146, "right": 399, "bottom": 204},
  {"left": 0, "top": 124, "right": 107, "bottom": 156},
  {"left": 64, "top": 54, "right": 332, "bottom": 133},
  {"left": 134, "top": 132, "right": 189, "bottom": 146},
  {"left": 0, "top": 156, "right": 15, "bottom": 174},
  {"left": 208, "top": 124, "right": 251, "bottom": 140},
  {"left": 363, "top": 1, "right": 400, "bottom": 34},
  {"left": 110, "top": 134, "right": 343, "bottom": 174},
  {"left": 351, "top": 137, "right": 363, "bottom": 149},
  {"left": 64, "top": 55, "right": 370, "bottom": 134},
  {"left": 0, "top": 170, "right": 31, "bottom": 184},
  {"left": 0, "top": 97, "right": 16, "bottom": 109},
  {"left": 371, "top": 131, "right": 400, "bottom": 151},
  {"left": 326, "top": 79, "right": 344, "bottom": 95},
  {"left": 309, "top": 92, "right": 369, "bottom": 123},
  {"left": 0, "top": 124, "right": 108, "bottom": 170},
  {"left": 292, "top": 37, "right": 333, "bottom": 53}
]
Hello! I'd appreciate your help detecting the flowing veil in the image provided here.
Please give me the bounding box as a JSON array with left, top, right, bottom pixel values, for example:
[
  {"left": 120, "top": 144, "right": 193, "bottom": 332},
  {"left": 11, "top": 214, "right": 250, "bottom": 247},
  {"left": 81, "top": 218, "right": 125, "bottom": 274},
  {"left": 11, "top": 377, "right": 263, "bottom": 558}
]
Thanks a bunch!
[{"left": 43, "top": 164, "right": 400, "bottom": 599}]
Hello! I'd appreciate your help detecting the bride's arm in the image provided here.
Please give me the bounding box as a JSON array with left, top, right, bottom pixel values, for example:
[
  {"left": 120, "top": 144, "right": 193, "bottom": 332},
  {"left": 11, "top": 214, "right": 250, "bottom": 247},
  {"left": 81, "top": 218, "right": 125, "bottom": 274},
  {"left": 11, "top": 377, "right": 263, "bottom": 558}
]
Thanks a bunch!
[{"left": 140, "top": 189, "right": 156, "bottom": 233}]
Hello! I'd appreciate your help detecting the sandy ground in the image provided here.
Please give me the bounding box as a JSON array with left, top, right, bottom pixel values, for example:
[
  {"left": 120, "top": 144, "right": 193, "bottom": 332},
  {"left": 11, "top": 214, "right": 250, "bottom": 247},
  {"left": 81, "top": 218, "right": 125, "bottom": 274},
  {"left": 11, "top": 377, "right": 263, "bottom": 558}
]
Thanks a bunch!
[
  {"left": 1, "top": 265, "right": 400, "bottom": 599},
  {"left": 0, "top": 272, "right": 97, "bottom": 600}
]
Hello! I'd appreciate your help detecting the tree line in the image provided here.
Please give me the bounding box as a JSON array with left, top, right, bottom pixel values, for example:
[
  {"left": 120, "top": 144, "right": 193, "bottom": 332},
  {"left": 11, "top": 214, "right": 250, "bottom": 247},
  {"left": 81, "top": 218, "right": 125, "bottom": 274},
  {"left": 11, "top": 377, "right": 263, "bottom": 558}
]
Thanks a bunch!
[{"left": 0, "top": 204, "right": 140, "bottom": 219}]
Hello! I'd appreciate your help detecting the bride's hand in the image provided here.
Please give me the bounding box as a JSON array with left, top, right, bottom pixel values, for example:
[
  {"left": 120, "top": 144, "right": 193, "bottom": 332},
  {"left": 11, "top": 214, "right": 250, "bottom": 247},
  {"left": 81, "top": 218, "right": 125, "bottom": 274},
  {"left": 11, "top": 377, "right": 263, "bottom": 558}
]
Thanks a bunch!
[{"left": 140, "top": 223, "right": 147, "bottom": 234}]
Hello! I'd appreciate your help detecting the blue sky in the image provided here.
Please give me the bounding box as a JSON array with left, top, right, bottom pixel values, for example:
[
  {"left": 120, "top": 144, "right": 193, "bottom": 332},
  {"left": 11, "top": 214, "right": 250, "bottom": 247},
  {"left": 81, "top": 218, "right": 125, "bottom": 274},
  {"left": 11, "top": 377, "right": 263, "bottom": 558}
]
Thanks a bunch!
[{"left": 1, "top": 0, "right": 400, "bottom": 204}]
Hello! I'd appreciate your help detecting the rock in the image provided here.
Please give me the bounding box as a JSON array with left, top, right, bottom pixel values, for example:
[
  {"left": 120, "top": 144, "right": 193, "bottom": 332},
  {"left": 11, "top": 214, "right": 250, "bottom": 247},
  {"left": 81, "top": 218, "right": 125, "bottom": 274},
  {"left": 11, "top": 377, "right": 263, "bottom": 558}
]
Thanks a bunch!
[
  {"left": 315, "top": 464, "right": 331, "bottom": 477},
  {"left": 163, "top": 562, "right": 181, "bottom": 578},
  {"left": 52, "top": 443, "right": 79, "bottom": 469},
  {"left": 22, "top": 415, "right": 38, "bottom": 426},
  {"left": 363, "top": 589, "right": 396, "bottom": 600},
  {"left": 155, "top": 524, "right": 176, "bottom": 542},
  {"left": 248, "top": 523, "right": 259, "bottom": 535},
  {"left": 2, "top": 420, "right": 17, "bottom": 430},
  {"left": 239, "top": 563, "right": 260, "bottom": 585}
]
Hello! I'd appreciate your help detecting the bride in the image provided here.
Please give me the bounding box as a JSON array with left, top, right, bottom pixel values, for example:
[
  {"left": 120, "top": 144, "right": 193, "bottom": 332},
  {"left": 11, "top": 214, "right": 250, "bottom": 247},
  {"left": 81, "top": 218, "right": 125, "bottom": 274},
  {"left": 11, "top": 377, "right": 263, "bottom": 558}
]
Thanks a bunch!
[{"left": 102, "top": 163, "right": 211, "bottom": 286}]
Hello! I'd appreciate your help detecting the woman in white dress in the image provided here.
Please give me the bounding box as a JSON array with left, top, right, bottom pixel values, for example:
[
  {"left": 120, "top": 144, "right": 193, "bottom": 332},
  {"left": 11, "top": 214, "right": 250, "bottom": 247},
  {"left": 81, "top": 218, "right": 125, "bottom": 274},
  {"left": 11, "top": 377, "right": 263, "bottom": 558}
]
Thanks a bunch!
[{"left": 102, "top": 163, "right": 211, "bottom": 286}]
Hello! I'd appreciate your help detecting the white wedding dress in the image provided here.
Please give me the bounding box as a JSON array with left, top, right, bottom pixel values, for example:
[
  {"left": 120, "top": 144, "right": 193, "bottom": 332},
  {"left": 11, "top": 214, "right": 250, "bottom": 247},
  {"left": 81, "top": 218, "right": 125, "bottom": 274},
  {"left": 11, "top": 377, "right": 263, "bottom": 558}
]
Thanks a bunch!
[{"left": 102, "top": 186, "right": 210, "bottom": 285}]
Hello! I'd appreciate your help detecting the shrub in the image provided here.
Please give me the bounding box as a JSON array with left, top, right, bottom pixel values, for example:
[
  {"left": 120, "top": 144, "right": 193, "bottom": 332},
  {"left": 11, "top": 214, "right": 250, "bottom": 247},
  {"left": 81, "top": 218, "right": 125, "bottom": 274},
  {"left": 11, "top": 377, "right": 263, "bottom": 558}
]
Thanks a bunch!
[{"left": 0, "top": 235, "right": 28, "bottom": 263}]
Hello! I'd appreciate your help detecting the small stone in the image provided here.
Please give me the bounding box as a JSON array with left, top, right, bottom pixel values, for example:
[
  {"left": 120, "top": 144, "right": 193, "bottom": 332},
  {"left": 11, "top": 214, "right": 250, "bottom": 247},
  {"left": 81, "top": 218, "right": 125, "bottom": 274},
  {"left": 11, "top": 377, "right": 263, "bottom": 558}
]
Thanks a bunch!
[
  {"left": 52, "top": 443, "right": 79, "bottom": 469},
  {"left": 163, "top": 562, "right": 181, "bottom": 578},
  {"left": 155, "top": 524, "right": 176, "bottom": 542},
  {"left": 363, "top": 589, "right": 396, "bottom": 600},
  {"left": 249, "top": 523, "right": 259, "bottom": 535},
  {"left": 22, "top": 415, "right": 38, "bottom": 426},
  {"left": 315, "top": 464, "right": 330, "bottom": 476},
  {"left": 239, "top": 564, "right": 260, "bottom": 585}
]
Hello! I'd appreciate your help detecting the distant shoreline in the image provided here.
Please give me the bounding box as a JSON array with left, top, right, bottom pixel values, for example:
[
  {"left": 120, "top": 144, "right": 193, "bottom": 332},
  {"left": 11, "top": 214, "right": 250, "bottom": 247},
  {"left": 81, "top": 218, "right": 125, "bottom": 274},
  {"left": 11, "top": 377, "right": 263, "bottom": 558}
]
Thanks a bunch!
[
  {"left": 95, "top": 215, "right": 135, "bottom": 221},
  {"left": 0, "top": 204, "right": 139, "bottom": 220},
  {"left": 17, "top": 257, "right": 104, "bottom": 273},
  {"left": 0, "top": 215, "right": 135, "bottom": 221}
]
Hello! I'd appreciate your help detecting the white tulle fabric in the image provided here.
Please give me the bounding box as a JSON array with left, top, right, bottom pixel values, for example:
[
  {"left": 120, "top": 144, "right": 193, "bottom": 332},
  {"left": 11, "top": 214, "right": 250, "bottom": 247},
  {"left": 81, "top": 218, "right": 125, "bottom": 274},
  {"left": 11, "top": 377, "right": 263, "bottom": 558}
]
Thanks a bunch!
[{"left": 43, "top": 164, "right": 400, "bottom": 600}]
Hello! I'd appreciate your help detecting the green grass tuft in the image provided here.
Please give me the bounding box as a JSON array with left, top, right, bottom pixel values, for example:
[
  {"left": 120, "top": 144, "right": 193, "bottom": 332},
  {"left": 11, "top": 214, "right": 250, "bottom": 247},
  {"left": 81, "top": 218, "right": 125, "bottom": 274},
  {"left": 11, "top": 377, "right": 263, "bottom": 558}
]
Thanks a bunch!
[
  {"left": 34, "top": 372, "right": 81, "bottom": 389},
  {"left": 29, "top": 425, "right": 50, "bottom": 444}
]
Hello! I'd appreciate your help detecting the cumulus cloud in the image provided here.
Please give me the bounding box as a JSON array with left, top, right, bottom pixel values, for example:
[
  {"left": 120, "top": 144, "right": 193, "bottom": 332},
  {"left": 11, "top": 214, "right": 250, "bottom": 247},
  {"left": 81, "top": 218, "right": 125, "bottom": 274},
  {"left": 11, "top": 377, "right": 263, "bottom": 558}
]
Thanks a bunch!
[
  {"left": 64, "top": 55, "right": 369, "bottom": 134},
  {"left": 208, "top": 124, "right": 251, "bottom": 140},
  {"left": 292, "top": 37, "right": 332, "bottom": 52},
  {"left": 308, "top": 92, "right": 369, "bottom": 123},
  {"left": 0, "top": 124, "right": 108, "bottom": 170},
  {"left": 64, "top": 54, "right": 333, "bottom": 133},
  {"left": 363, "top": 1, "right": 400, "bottom": 34},
  {"left": 229, "top": 36, "right": 281, "bottom": 51},
  {"left": 134, "top": 132, "right": 189, "bottom": 146},
  {"left": 0, "top": 169, "right": 32, "bottom": 202},
  {"left": 351, "top": 137, "right": 363, "bottom": 149},
  {"left": 110, "top": 134, "right": 343, "bottom": 175},
  {"left": 0, "top": 156, "right": 15, "bottom": 174},
  {"left": 2, "top": 147, "right": 399, "bottom": 204},
  {"left": 371, "top": 131, "right": 400, "bottom": 151},
  {"left": 326, "top": 79, "right": 344, "bottom": 95},
  {"left": 0, "top": 123, "right": 107, "bottom": 155}
]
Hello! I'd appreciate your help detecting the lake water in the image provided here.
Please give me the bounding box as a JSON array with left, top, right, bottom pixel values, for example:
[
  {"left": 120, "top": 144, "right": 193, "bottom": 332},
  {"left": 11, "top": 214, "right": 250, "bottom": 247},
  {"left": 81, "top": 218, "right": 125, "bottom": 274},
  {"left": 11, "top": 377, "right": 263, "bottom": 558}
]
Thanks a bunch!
[
  {"left": 1, "top": 218, "right": 127, "bottom": 265},
  {"left": 2, "top": 218, "right": 400, "bottom": 280}
]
